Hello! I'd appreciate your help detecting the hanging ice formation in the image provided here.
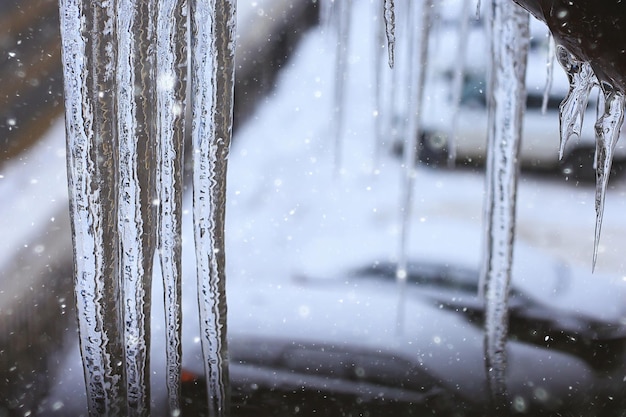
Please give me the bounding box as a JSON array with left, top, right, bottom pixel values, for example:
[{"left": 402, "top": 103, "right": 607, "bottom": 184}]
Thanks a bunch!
[
  {"left": 383, "top": 0, "right": 396, "bottom": 68},
  {"left": 190, "top": 0, "right": 236, "bottom": 415},
  {"left": 59, "top": 0, "right": 127, "bottom": 414},
  {"left": 331, "top": 0, "right": 352, "bottom": 174},
  {"left": 374, "top": 1, "right": 407, "bottom": 170},
  {"left": 319, "top": 0, "right": 336, "bottom": 29},
  {"left": 555, "top": 48, "right": 596, "bottom": 160},
  {"left": 511, "top": 2, "right": 626, "bottom": 269},
  {"left": 553, "top": 45, "right": 626, "bottom": 270},
  {"left": 480, "top": 0, "right": 529, "bottom": 405},
  {"left": 58, "top": 0, "right": 236, "bottom": 415},
  {"left": 373, "top": 1, "right": 386, "bottom": 168},
  {"left": 447, "top": 0, "right": 473, "bottom": 167},
  {"left": 156, "top": 0, "right": 187, "bottom": 412},
  {"left": 396, "top": 0, "right": 433, "bottom": 333},
  {"left": 541, "top": 35, "right": 555, "bottom": 115}
]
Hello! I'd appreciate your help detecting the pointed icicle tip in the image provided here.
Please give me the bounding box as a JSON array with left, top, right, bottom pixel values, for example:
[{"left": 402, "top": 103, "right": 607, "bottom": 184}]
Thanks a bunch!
[
  {"left": 592, "top": 89, "right": 626, "bottom": 271},
  {"left": 383, "top": 0, "right": 395, "bottom": 68}
]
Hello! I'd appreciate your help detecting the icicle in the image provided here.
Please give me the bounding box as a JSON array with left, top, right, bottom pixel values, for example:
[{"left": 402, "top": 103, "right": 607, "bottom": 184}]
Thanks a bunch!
[
  {"left": 480, "top": 0, "right": 529, "bottom": 407},
  {"left": 331, "top": 0, "right": 352, "bottom": 174},
  {"left": 556, "top": 45, "right": 597, "bottom": 160},
  {"left": 190, "top": 0, "right": 236, "bottom": 415},
  {"left": 116, "top": 0, "right": 158, "bottom": 414},
  {"left": 373, "top": 0, "right": 385, "bottom": 169},
  {"left": 476, "top": 0, "right": 482, "bottom": 19},
  {"left": 396, "top": 0, "right": 432, "bottom": 333},
  {"left": 447, "top": 0, "right": 472, "bottom": 168},
  {"left": 59, "top": 1, "right": 128, "bottom": 415},
  {"left": 594, "top": 91, "right": 605, "bottom": 172},
  {"left": 320, "top": 0, "right": 336, "bottom": 29},
  {"left": 541, "top": 35, "right": 555, "bottom": 115},
  {"left": 593, "top": 88, "right": 626, "bottom": 269},
  {"left": 383, "top": 0, "right": 395, "bottom": 68},
  {"left": 155, "top": 0, "right": 187, "bottom": 413}
]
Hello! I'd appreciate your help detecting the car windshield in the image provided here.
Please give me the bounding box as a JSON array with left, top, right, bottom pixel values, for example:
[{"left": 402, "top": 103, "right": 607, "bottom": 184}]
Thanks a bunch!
[{"left": 3, "top": 1, "right": 626, "bottom": 416}]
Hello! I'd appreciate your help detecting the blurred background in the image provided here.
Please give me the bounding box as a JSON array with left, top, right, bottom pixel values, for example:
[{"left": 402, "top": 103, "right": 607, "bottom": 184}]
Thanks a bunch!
[{"left": 3, "top": 0, "right": 626, "bottom": 415}]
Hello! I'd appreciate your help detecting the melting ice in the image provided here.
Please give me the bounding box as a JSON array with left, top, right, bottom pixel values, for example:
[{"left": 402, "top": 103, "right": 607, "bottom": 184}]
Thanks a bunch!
[
  {"left": 383, "top": 0, "right": 396, "bottom": 68},
  {"left": 58, "top": 0, "right": 235, "bottom": 415},
  {"left": 480, "top": 0, "right": 529, "bottom": 404},
  {"left": 513, "top": 0, "right": 626, "bottom": 269}
]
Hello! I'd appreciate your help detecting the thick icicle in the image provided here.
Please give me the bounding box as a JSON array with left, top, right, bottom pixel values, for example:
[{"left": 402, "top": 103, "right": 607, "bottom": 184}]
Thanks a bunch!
[
  {"left": 593, "top": 89, "right": 626, "bottom": 268},
  {"left": 383, "top": 0, "right": 395, "bottom": 68},
  {"left": 59, "top": 1, "right": 128, "bottom": 415},
  {"left": 481, "top": 0, "right": 529, "bottom": 407},
  {"left": 190, "top": 0, "right": 236, "bottom": 415},
  {"left": 116, "top": 0, "right": 158, "bottom": 414},
  {"left": 556, "top": 45, "right": 597, "bottom": 160},
  {"left": 447, "top": 0, "right": 472, "bottom": 167},
  {"left": 155, "top": 0, "right": 187, "bottom": 413},
  {"left": 331, "top": 0, "right": 352, "bottom": 174},
  {"left": 396, "top": 0, "right": 432, "bottom": 333}
]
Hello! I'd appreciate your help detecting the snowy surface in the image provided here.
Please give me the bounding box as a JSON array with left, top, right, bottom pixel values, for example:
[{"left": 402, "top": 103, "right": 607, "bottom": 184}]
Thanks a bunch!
[{"left": 6, "top": 0, "right": 626, "bottom": 413}]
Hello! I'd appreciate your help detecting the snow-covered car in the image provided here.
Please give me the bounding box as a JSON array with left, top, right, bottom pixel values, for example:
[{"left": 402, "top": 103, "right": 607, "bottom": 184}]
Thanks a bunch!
[{"left": 179, "top": 244, "right": 626, "bottom": 416}]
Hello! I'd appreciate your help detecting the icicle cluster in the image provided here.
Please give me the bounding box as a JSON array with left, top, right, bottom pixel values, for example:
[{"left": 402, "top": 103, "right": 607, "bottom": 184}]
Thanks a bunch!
[
  {"left": 58, "top": 0, "right": 236, "bottom": 415},
  {"left": 513, "top": 0, "right": 626, "bottom": 270},
  {"left": 554, "top": 45, "right": 626, "bottom": 269}
]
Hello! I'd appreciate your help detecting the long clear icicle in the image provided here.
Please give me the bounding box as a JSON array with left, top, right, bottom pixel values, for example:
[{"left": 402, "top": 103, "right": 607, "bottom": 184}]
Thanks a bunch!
[
  {"left": 373, "top": 0, "right": 386, "bottom": 168},
  {"left": 396, "top": 0, "right": 432, "bottom": 333},
  {"left": 481, "top": 0, "right": 528, "bottom": 406},
  {"left": 556, "top": 46, "right": 597, "bottom": 160},
  {"left": 553, "top": 43, "right": 626, "bottom": 269},
  {"left": 190, "top": 0, "right": 236, "bottom": 415},
  {"left": 383, "top": 0, "right": 395, "bottom": 68},
  {"left": 59, "top": 1, "right": 128, "bottom": 415},
  {"left": 593, "top": 89, "right": 626, "bottom": 268},
  {"left": 541, "top": 35, "right": 555, "bottom": 115},
  {"left": 332, "top": 0, "right": 352, "bottom": 174},
  {"left": 447, "top": 0, "right": 472, "bottom": 167},
  {"left": 116, "top": 1, "right": 158, "bottom": 414},
  {"left": 156, "top": 0, "right": 187, "bottom": 413},
  {"left": 320, "top": 0, "right": 336, "bottom": 29}
]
